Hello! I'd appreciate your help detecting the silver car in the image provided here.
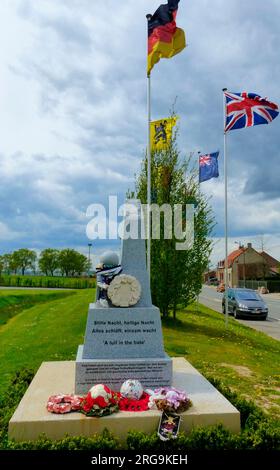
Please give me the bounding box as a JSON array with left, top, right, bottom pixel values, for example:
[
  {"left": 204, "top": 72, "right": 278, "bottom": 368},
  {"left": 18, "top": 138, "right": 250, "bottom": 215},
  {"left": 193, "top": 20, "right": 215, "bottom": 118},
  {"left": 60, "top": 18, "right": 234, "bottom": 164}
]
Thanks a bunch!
[{"left": 222, "top": 288, "right": 268, "bottom": 320}]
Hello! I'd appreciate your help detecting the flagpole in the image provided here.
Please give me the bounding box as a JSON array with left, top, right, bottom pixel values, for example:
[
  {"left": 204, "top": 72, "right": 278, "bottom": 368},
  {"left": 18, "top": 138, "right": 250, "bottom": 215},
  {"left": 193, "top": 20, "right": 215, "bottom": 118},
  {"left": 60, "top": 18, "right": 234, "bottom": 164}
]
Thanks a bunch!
[
  {"left": 197, "top": 150, "right": 201, "bottom": 184},
  {"left": 223, "top": 88, "right": 229, "bottom": 328},
  {"left": 146, "top": 14, "right": 152, "bottom": 280}
]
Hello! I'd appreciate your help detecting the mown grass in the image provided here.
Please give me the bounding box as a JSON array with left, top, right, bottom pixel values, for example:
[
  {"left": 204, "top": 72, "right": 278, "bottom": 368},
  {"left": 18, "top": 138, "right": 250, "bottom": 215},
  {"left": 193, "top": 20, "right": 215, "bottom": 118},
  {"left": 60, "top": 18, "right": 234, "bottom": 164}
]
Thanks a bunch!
[
  {"left": 163, "top": 304, "right": 280, "bottom": 416},
  {"left": 0, "top": 289, "right": 279, "bottom": 416},
  {"left": 0, "top": 289, "right": 93, "bottom": 393},
  {"left": 0, "top": 290, "right": 75, "bottom": 326}
]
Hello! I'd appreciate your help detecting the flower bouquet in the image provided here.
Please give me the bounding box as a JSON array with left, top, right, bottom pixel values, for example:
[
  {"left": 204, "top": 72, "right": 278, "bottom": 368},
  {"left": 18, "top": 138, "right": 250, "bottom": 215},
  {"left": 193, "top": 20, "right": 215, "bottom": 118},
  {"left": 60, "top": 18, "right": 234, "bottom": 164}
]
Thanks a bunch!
[{"left": 148, "top": 387, "right": 192, "bottom": 413}]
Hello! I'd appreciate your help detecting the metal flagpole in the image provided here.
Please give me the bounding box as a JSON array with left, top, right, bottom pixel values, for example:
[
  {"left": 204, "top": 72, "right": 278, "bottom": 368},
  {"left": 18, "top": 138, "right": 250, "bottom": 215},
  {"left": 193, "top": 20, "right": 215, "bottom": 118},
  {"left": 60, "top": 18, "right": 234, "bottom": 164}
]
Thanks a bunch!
[
  {"left": 196, "top": 150, "right": 201, "bottom": 314},
  {"left": 223, "top": 88, "right": 229, "bottom": 328},
  {"left": 146, "top": 14, "right": 152, "bottom": 280}
]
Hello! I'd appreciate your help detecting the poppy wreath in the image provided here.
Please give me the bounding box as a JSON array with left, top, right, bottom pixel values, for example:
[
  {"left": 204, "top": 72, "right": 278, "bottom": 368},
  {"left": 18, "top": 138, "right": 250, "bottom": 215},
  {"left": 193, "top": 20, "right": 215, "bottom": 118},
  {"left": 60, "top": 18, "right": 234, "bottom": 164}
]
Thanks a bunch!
[
  {"left": 118, "top": 391, "right": 150, "bottom": 412},
  {"left": 80, "top": 384, "right": 119, "bottom": 417},
  {"left": 47, "top": 394, "right": 84, "bottom": 414}
]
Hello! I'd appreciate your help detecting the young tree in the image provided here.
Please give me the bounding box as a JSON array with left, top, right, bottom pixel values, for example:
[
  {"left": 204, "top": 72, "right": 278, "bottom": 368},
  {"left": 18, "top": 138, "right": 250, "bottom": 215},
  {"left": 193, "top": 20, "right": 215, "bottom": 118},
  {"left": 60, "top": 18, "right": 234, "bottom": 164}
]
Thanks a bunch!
[
  {"left": 39, "top": 249, "right": 60, "bottom": 276},
  {"left": 12, "top": 249, "right": 37, "bottom": 275},
  {"left": 134, "top": 127, "right": 215, "bottom": 319}
]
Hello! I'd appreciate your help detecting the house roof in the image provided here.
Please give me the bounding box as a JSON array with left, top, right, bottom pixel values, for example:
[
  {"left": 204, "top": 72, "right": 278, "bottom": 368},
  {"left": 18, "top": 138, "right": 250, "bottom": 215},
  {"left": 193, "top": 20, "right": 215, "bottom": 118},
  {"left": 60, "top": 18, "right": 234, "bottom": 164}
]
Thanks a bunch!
[
  {"left": 218, "top": 248, "right": 246, "bottom": 268},
  {"left": 227, "top": 248, "right": 246, "bottom": 267},
  {"left": 259, "top": 251, "right": 279, "bottom": 268}
]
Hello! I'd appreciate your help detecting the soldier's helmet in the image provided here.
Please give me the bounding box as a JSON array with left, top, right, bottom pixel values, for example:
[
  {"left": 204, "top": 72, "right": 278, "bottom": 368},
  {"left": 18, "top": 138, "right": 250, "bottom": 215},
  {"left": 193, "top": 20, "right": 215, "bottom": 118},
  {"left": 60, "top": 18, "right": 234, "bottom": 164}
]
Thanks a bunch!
[{"left": 99, "top": 251, "right": 119, "bottom": 269}]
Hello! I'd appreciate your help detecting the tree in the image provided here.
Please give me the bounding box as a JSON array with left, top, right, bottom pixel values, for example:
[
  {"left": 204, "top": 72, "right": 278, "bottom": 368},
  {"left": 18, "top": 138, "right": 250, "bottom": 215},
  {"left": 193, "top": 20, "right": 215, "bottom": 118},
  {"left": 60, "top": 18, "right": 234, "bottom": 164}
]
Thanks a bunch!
[
  {"left": 39, "top": 249, "right": 60, "bottom": 276},
  {"left": 58, "top": 249, "right": 89, "bottom": 277},
  {"left": 3, "top": 253, "right": 19, "bottom": 274},
  {"left": 0, "top": 256, "right": 4, "bottom": 276},
  {"left": 75, "top": 253, "right": 91, "bottom": 276},
  {"left": 12, "top": 249, "right": 37, "bottom": 275},
  {"left": 134, "top": 126, "right": 215, "bottom": 319}
]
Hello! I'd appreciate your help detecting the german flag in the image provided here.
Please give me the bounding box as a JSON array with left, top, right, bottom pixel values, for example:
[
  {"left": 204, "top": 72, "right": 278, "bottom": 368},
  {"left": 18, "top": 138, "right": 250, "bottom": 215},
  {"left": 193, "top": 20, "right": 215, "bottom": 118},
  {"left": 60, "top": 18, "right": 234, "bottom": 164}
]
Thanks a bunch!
[{"left": 147, "top": 0, "right": 186, "bottom": 76}]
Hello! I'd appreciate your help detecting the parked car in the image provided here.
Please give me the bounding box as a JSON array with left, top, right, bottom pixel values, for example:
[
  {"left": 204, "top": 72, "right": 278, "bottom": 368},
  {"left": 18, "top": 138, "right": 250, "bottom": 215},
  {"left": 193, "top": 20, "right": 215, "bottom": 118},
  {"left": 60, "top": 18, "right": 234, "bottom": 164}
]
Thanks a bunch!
[
  {"left": 217, "top": 283, "right": 225, "bottom": 292},
  {"left": 208, "top": 277, "right": 219, "bottom": 286},
  {"left": 222, "top": 288, "right": 268, "bottom": 320}
]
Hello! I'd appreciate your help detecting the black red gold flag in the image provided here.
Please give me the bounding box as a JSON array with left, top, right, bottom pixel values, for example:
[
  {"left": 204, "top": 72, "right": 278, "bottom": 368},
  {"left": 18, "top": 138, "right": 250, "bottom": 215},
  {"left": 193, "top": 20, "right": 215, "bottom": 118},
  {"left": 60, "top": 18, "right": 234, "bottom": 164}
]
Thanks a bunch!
[{"left": 147, "top": 0, "right": 186, "bottom": 75}]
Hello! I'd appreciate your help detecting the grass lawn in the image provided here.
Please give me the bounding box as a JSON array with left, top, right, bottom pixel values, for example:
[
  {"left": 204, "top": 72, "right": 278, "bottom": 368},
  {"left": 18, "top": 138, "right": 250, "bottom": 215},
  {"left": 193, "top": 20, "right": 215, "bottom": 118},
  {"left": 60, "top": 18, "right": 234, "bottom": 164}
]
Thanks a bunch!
[
  {"left": 0, "top": 289, "right": 75, "bottom": 327},
  {"left": 163, "top": 304, "right": 280, "bottom": 416},
  {"left": 0, "top": 289, "right": 92, "bottom": 393},
  {"left": 0, "top": 288, "right": 279, "bottom": 417}
]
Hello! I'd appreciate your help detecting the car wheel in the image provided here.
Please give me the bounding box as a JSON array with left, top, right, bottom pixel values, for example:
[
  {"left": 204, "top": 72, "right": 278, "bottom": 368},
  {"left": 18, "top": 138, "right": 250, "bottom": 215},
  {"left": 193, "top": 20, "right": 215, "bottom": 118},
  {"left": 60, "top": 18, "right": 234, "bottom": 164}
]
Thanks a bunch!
[{"left": 233, "top": 308, "right": 239, "bottom": 319}]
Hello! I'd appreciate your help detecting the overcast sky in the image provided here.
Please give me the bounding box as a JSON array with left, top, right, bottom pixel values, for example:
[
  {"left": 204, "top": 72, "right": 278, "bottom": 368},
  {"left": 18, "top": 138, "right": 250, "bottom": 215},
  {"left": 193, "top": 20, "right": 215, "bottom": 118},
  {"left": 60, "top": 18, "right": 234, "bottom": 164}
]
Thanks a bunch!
[{"left": 0, "top": 0, "right": 280, "bottom": 267}]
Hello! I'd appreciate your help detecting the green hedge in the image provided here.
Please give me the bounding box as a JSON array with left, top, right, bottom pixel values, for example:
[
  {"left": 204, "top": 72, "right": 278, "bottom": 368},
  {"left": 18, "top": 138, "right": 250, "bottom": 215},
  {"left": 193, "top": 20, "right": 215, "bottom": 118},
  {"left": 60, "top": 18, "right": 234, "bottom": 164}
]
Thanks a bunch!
[
  {"left": 0, "top": 369, "right": 279, "bottom": 451},
  {"left": 0, "top": 275, "right": 96, "bottom": 289}
]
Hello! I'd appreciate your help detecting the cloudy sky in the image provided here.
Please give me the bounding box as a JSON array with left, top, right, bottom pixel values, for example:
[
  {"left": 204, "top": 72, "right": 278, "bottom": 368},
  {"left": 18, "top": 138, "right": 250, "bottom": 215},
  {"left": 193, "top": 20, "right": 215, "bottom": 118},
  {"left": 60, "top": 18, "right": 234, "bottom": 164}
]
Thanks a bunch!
[{"left": 0, "top": 0, "right": 280, "bottom": 267}]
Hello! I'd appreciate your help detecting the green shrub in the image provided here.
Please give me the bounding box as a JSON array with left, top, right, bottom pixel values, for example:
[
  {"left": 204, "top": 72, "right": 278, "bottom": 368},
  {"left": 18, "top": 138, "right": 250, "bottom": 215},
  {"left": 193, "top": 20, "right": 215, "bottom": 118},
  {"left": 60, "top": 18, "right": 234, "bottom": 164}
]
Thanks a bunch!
[
  {"left": 127, "top": 426, "right": 243, "bottom": 452},
  {"left": 0, "top": 368, "right": 35, "bottom": 449},
  {"left": 6, "top": 430, "right": 119, "bottom": 451},
  {"left": 0, "top": 274, "right": 96, "bottom": 289}
]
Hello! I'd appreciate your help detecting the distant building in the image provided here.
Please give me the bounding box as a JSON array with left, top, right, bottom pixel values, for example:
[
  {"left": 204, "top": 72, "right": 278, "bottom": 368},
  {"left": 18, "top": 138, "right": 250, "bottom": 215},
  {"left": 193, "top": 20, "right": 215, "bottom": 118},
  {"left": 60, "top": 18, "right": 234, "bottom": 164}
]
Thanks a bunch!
[{"left": 216, "top": 243, "right": 279, "bottom": 287}]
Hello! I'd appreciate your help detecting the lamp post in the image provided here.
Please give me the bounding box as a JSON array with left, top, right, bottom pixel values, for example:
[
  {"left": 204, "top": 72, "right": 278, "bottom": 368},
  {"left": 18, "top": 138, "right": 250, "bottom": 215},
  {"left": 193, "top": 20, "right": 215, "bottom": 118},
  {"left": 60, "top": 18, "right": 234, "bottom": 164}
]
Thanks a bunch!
[{"left": 88, "top": 243, "right": 92, "bottom": 276}]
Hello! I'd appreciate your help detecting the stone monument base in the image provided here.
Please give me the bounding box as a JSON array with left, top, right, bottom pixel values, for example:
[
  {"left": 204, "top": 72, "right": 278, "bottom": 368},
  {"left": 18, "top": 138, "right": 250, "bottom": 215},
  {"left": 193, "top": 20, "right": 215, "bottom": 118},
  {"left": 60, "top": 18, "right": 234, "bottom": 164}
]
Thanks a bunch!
[
  {"left": 9, "top": 357, "right": 240, "bottom": 443},
  {"left": 75, "top": 345, "right": 172, "bottom": 394}
]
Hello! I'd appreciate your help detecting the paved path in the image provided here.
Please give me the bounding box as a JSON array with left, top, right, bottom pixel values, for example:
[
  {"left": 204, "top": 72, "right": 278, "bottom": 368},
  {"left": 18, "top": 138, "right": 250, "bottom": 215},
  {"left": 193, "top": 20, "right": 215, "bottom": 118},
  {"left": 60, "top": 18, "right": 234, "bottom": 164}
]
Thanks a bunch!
[{"left": 199, "top": 285, "right": 280, "bottom": 341}]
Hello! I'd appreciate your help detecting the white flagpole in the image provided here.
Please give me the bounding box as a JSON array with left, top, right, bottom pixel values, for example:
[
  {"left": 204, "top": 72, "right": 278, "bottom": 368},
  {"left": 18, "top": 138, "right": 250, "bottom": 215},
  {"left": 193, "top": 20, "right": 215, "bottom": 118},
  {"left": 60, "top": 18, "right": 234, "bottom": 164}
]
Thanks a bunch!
[
  {"left": 197, "top": 150, "right": 201, "bottom": 183},
  {"left": 223, "top": 88, "right": 229, "bottom": 328},
  {"left": 146, "top": 14, "right": 152, "bottom": 280}
]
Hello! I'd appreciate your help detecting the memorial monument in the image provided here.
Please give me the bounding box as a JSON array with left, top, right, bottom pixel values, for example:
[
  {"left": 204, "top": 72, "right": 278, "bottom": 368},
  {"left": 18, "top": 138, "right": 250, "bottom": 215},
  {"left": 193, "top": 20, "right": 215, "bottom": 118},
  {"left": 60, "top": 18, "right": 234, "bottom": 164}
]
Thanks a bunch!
[
  {"left": 8, "top": 200, "right": 240, "bottom": 442},
  {"left": 75, "top": 200, "right": 172, "bottom": 393}
]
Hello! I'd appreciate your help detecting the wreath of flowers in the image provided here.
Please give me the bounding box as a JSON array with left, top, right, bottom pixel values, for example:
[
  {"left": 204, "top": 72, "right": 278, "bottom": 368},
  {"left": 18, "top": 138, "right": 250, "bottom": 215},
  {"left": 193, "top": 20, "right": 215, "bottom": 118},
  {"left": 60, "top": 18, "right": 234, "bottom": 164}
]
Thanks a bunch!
[
  {"left": 47, "top": 384, "right": 192, "bottom": 417},
  {"left": 47, "top": 394, "right": 84, "bottom": 414},
  {"left": 80, "top": 384, "right": 119, "bottom": 417},
  {"left": 118, "top": 391, "right": 150, "bottom": 412}
]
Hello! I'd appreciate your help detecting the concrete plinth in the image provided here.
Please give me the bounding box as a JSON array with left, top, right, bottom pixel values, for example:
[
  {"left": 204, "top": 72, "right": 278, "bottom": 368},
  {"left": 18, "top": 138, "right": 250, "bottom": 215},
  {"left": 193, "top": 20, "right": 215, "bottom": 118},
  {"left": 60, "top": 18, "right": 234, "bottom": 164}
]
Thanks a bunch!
[{"left": 8, "top": 357, "right": 240, "bottom": 443}]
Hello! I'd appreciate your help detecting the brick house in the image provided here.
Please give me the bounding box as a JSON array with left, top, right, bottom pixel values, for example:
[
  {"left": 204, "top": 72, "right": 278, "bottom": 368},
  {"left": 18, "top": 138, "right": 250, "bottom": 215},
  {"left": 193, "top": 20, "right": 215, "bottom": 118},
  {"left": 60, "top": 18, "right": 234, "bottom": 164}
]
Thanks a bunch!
[{"left": 217, "top": 243, "right": 273, "bottom": 287}]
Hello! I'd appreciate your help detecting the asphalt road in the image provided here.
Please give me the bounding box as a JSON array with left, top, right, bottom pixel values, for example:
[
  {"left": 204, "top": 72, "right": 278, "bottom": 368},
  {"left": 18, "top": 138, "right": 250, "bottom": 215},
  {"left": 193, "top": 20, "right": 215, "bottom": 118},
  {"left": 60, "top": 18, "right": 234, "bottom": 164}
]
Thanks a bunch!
[{"left": 199, "top": 285, "right": 280, "bottom": 341}]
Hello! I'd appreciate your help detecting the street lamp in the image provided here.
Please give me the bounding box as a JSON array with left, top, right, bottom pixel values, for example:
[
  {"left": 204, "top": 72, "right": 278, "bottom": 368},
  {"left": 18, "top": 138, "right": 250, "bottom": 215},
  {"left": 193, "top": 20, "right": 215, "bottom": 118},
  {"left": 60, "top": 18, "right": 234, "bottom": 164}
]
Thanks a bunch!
[{"left": 88, "top": 243, "right": 92, "bottom": 275}]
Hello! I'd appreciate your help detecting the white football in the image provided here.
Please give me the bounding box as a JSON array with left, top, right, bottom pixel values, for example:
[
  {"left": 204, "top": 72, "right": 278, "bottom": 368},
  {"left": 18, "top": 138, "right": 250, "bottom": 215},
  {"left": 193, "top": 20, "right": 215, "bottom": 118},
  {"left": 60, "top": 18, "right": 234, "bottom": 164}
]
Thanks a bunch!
[{"left": 120, "top": 379, "right": 143, "bottom": 400}]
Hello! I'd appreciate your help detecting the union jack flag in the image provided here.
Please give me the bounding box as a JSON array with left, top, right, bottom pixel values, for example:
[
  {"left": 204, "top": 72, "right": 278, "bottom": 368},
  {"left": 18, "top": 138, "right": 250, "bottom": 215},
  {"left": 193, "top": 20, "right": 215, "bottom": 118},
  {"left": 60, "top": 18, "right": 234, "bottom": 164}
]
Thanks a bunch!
[
  {"left": 224, "top": 91, "right": 279, "bottom": 132},
  {"left": 199, "top": 155, "right": 211, "bottom": 166}
]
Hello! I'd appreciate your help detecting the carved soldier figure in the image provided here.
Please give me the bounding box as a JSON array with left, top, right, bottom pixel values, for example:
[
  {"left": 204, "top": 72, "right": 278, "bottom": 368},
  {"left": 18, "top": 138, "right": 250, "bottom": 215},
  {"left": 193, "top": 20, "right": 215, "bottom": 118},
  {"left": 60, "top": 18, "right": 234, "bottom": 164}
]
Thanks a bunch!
[{"left": 95, "top": 251, "right": 122, "bottom": 308}]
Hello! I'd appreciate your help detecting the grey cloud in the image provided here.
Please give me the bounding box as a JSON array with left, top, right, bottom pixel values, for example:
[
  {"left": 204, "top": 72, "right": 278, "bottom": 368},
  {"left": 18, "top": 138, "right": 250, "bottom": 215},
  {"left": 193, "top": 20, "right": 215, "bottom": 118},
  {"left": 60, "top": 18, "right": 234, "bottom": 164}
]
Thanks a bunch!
[
  {"left": 18, "top": 0, "right": 91, "bottom": 48},
  {"left": 244, "top": 163, "right": 280, "bottom": 200}
]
